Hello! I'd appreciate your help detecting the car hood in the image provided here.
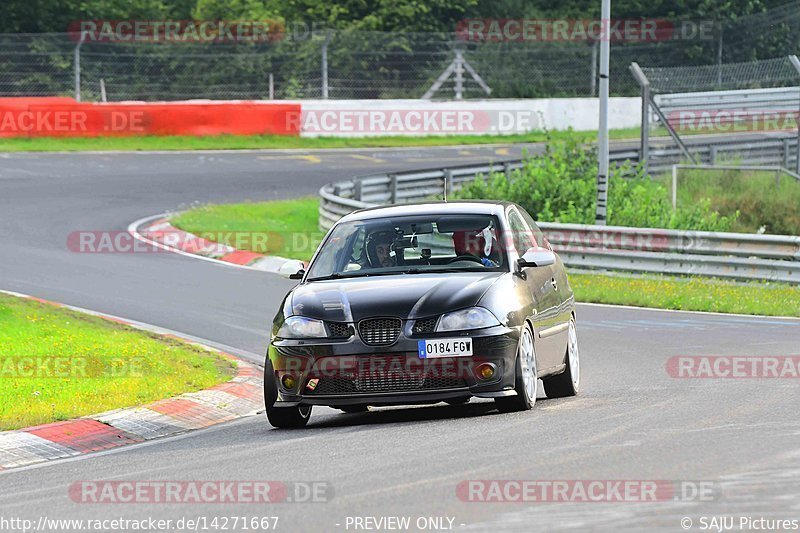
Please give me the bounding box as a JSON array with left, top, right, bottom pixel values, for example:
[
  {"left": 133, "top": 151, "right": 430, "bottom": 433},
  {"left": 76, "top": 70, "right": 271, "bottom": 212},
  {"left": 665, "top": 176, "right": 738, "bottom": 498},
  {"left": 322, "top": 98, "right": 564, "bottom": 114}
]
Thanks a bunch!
[{"left": 288, "top": 272, "right": 503, "bottom": 322}]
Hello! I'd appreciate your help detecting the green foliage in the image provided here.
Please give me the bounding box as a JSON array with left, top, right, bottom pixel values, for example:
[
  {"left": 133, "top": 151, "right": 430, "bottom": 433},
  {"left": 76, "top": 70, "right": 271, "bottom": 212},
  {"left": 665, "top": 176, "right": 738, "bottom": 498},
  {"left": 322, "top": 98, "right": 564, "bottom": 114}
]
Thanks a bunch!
[
  {"left": 454, "top": 137, "right": 740, "bottom": 232},
  {"left": 2, "top": 0, "right": 794, "bottom": 35},
  {"left": 193, "top": 0, "right": 485, "bottom": 33},
  {"left": 670, "top": 168, "right": 800, "bottom": 235}
]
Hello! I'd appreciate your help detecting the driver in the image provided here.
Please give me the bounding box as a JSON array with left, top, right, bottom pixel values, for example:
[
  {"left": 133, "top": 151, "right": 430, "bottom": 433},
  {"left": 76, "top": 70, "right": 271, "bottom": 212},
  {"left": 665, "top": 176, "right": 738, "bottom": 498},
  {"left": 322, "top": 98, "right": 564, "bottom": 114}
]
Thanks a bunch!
[
  {"left": 452, "top": 229, "right": 498, "bottom": 267},
  {"left": 366, "top": 230, "right": 397, "bottom": 268}
]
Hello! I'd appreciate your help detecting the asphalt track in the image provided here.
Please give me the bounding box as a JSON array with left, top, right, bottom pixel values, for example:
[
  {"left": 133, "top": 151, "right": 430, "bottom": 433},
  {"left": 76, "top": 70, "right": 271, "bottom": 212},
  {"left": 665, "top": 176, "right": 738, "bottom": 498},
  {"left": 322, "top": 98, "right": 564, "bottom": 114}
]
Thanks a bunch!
[{"left": 1, "top": 140, "right": 799, "bottom": 532}]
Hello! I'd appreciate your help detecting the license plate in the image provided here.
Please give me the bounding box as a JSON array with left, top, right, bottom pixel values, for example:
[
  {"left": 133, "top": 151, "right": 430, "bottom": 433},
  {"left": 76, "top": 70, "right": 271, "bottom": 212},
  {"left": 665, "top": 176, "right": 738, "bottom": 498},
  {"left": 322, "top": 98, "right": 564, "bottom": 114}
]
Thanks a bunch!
[{"left": 418, "top": 338, "right": 473, "bottom": 358}]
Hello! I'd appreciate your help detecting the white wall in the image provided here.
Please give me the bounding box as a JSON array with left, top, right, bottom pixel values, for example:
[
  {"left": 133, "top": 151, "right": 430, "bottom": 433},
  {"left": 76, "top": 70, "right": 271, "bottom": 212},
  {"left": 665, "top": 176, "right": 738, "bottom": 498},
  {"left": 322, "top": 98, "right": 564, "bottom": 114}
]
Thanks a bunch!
[{"left": 297, "top": 98, "right": 641, "bottom": 137}]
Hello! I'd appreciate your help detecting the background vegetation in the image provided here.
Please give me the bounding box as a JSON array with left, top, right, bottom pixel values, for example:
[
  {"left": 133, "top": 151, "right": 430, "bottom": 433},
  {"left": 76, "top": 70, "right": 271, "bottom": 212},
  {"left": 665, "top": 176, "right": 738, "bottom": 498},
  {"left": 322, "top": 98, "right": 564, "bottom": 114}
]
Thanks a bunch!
[
  {"left": 3, "top": 0, "right": 794, "bottom": 35},
  {"left": 453, "top": 138, "right": 800, "bottom": 234}
]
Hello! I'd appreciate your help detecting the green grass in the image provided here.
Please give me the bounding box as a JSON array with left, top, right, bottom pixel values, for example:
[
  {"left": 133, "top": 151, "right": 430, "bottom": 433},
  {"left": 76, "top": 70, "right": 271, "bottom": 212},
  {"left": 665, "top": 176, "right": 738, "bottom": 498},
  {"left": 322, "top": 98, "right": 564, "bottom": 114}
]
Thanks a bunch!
[
  {"left": 0, "top": 128, "right": 642, "bottom": 152},
  {"left": 661, "top": 168, "right": 800, "bottom": 235},
  {"left": 0, "top": 293, "right": 235, "bottom": 430},
  {"left": 571, "top": 273, "right": 800, "bottom": 317},
  {"left": 170, "top": 197, "right": 323, "bottom": 261}
]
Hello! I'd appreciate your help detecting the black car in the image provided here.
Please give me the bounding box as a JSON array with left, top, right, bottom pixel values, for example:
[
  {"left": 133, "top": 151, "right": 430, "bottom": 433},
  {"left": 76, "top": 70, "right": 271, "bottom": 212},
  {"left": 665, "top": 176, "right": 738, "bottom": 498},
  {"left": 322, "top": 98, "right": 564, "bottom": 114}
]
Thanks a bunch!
[{"left": 265, "top": 201, "right": 580, "bottom": 428}]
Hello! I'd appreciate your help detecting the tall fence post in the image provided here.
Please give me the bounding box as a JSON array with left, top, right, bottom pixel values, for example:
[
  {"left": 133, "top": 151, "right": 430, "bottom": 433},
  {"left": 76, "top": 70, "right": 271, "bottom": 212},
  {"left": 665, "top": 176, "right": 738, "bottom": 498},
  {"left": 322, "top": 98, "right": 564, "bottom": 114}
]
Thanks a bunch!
[
  {"left": 321, "top": 31, "right": 332, "bottom": 99},
  {"left": 454, "top": 50, "right": 464, "bottom": 100},
  {"left": 73, "top": 32, "right": 86, "bottom": 102},
  {"left": 443, "top": 169, "right": 453, "bottom": 201},
  {"left": 783, "top": 138, "right": 791, "bottom": 169},
  {"left": 389, "top": 174, "right": 398, "bottom": 203},
  {"left": 789, "top": 55, "right": 800, "bottom": 174},
  {"left": 269, "top": 73, "right": 274, "bottom": 100},
  {"left": 716, "top": 23, "right": 724, "bottom": 86},
  {"left": 595, "top": 0, "right": 611, "bottom": 225},
  {"left": 590, "top": 40, "right": 598, "bottom": 97},
  {"left": 629, "top": 62, "right": 650, "bottom": 175}
]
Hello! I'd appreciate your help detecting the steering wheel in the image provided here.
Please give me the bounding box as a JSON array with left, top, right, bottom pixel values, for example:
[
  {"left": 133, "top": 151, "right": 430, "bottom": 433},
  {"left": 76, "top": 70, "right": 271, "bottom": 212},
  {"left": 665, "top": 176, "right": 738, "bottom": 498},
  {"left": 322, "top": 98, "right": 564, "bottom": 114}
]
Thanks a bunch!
[{"left": 447, "top": 254, "right": 484, "bottom": 265}]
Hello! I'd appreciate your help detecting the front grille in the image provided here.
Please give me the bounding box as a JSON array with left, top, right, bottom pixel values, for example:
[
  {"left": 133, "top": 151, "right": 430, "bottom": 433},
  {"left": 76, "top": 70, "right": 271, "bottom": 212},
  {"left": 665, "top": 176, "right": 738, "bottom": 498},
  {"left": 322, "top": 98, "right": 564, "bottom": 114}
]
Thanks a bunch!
[
  {"left": 412, "top": 316, "right": 439, "bottom": 335},
  {"left": 309, "top": 355, "right": 467, "bottom": 395},
  {"left": 358, "top": 317, "right": 402, "bottom": 346},
  {"left": 327, "top": 322, "right": 352, "bottom": 338}
]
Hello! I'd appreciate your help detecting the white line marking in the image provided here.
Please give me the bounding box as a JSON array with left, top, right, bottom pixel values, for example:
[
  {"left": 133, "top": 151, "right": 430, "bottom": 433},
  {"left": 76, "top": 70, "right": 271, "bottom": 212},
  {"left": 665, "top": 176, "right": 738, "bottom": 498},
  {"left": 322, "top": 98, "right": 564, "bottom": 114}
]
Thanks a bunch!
[{"left": 127, "top": 213, "right": 263, "bottom": 272}]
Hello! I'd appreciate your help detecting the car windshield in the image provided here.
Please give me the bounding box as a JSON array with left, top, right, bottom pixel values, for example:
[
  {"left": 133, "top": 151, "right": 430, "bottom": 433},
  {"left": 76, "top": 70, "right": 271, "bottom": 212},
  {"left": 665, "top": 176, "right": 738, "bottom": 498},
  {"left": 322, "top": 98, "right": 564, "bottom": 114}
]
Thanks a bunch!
[{"left": 306, "top": 214, "right": 506, "bottom": 280}]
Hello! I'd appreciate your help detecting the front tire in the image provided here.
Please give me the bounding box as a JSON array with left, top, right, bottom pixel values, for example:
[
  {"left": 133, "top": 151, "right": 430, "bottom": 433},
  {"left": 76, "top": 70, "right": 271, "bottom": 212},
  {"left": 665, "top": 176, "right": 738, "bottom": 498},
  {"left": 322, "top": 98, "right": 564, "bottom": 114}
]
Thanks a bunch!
[
  {"left": 264, "top": 358, "right": 312, "bottom": 429},
  {"left": 495, "top": 323, "right": 537, "bottom": 413},
  {"left": 543, "top": 317, "right": 580, "bottom": 398}
]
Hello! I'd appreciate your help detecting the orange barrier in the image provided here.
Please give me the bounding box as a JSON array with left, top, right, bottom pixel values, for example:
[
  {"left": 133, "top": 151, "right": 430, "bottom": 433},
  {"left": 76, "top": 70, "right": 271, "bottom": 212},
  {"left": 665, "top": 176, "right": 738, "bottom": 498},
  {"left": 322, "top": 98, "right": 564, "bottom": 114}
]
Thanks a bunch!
[{"left": 0, "top": 98, "right": 300, "bottom": 137}]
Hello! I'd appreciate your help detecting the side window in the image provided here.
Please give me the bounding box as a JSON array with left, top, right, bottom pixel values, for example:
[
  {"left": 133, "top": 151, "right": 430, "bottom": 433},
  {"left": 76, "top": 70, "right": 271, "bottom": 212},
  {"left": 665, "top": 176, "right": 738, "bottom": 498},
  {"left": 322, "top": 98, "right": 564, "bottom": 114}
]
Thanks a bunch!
[
  {"left": 506, "top": 209, "right": 536, "bottom": 256},
  {"left": 350, "top": 229, "right": 365, "bottom": 262},
  {"left": 518, "top": 207, "right": 547, "bottom": 250}
]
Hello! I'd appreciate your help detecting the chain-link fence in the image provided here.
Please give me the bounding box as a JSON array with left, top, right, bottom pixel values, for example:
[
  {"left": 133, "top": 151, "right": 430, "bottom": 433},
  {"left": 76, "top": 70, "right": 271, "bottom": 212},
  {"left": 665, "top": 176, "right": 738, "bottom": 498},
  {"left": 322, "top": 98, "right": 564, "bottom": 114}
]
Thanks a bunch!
[
  {"left": 0, "top": 5, "right": 798, "bottom": 101},
  {"left": 628, "top": 55, "right": 800, "bottom": 176},
  {"left": 641, "top": 57, "right": 800, "bottom": 95}
]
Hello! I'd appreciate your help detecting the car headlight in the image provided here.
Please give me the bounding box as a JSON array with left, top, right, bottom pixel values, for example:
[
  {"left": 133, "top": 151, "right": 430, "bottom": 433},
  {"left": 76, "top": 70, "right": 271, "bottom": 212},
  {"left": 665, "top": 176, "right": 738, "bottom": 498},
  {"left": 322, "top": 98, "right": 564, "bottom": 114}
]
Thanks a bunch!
[
  {"left": 277, "top": 316, "right": 327, "bottom": 339},
  {"left": 436, "top": 307, "right": 500, "bottom": 332}
]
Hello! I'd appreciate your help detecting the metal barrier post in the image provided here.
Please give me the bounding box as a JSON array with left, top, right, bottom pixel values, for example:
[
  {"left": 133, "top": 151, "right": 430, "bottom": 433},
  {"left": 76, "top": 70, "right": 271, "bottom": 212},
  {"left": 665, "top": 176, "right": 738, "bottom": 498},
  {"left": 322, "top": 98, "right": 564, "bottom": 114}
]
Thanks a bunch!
[
  {"left": 788, "top": 55, "right": 800, "bottom": 174},
  {"left": 73, "top": 32, "right": 86, "bottom": 102},
  {"left": 629, "top": 62, "right": 650, "bottom": 174},
  {"left": 321, "top": 31, "right": 332, "bottom": 99},
  {"left": 389, "top": 175, "right": 398, "bottom": 203}
]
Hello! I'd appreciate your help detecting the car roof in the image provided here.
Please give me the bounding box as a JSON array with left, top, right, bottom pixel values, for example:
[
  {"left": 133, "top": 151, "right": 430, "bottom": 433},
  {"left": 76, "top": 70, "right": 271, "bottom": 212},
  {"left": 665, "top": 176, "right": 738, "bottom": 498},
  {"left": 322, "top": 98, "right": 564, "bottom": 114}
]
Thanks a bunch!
[{"left": 338, "top": 200, "right": 514, "bottom": 223}]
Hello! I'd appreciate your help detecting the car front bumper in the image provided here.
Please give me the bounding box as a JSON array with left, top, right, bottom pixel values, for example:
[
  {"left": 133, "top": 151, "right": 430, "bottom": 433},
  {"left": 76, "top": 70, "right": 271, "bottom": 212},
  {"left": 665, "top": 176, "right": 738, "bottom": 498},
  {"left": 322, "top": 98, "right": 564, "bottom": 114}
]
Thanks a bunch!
[{"left": 268, "top": 326, "right": 520, "bottom": 407}]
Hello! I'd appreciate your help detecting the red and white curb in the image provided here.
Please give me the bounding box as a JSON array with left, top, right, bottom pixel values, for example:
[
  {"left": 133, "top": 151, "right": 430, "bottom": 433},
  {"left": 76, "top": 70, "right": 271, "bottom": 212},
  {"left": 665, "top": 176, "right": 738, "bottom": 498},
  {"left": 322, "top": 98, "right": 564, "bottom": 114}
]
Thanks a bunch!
[
  {"left": 0, "top": 290, "right": 264, "bottom": 471},
  {"left": 129, "top": 214, "right": 303, "bottom": 274}
]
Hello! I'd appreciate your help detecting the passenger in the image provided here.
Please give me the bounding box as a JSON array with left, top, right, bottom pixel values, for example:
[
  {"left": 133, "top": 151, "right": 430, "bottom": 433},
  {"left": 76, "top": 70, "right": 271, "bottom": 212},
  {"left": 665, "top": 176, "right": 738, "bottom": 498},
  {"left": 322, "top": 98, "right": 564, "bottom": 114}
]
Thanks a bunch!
[{"left": 452, "top": 229, "right": 498, "bottom": 267}]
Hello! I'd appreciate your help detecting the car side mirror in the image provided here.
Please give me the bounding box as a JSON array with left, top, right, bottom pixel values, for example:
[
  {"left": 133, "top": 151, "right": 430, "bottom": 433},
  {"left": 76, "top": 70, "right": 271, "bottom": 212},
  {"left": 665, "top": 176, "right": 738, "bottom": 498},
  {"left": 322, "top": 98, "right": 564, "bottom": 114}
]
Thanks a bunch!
[
  {"left": 516, "top": 247, "right": 556, "bottom": 270},
  {"left": 278, "top": 260, "right": 306, "bottom": 280}
]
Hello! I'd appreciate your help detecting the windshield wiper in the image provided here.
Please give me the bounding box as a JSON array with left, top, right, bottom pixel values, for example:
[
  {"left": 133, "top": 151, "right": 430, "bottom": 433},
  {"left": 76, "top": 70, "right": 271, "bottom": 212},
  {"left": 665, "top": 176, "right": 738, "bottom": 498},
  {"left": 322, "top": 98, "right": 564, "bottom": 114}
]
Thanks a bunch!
[
  {"left": 421, "top": 267, "right": 500, "bottom": 273},
  {"left": 307, "top": 271, "right": 397, "bottom": 281},
  {"left": 306, "top": 272, "right": 349, "bottom": 281}
]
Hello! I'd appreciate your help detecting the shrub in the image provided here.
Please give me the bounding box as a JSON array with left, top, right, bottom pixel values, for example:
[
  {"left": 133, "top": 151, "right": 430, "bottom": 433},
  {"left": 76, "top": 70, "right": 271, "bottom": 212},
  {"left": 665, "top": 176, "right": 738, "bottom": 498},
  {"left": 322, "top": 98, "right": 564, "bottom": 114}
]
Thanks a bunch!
[{"left": 454, "top": 139, "right": 738, "bottom": 232}]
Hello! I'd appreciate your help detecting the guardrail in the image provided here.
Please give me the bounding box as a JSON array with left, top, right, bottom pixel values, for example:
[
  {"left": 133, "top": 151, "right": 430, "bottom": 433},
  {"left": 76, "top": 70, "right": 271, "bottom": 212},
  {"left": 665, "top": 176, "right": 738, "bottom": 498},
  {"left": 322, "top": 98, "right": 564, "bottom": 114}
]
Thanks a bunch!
[
  {"left": 539, "top": 222, "right": 800, "bottom": 283},
  {"left": 654, "top": 87, "right": 800, "bottom": 120},
  {"left": 647, "top": 133, "right": 798, "bottom": 173},
  {"left": 319, "top": 140, "right": 800, "bottom": 284}
]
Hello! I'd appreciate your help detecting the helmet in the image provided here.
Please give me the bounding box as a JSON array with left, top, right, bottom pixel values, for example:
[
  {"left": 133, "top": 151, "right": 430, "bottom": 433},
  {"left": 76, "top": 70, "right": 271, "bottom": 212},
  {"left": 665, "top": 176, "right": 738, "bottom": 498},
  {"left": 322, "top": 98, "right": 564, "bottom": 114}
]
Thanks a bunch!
[{"left": 365, "top": 230, "right": 396, "bottom": 267}]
